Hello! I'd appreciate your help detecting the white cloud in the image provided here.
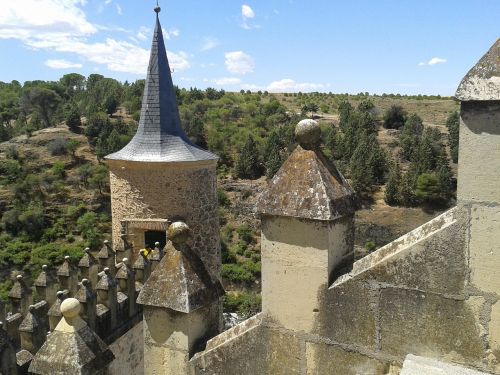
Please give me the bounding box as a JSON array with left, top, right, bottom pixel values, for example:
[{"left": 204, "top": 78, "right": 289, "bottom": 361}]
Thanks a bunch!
[
  {"left": 165, "top": 28, "right": 180, "bottom": 40},
  {"left": 115, "top": 3, "right": 122, "bottom": 15},
  {"left": 136, "top": 26, "right": 150, "bottom": 41},
  {"left": 266, "top": 78, "right": 324, "bottom": 92},
  {"left": 241, "top": 4, "right": 258, "bottom": 29},
  {"left": 418, "top": 57, "right": 447, "bottom": 66},
  {"left": 201, "top": 37, "right": 219, "bottom": 51},
  {"left": 45, "top": 59, "right": 82, "bottom": 69},
  {"left": 242, "top": 5, "right": 255, "bottom": 19},
  {"left": 214, "top": 77, "right": 241, "bottom": 86},
  {"left": 224, "top": 51, "right": 254, "bottom": 75},
  {"left": 0, "top": 0, "right": 97, "bottom": 38},
  {"left": 0, "top": 0, "right": 188, "bottom": 75}
]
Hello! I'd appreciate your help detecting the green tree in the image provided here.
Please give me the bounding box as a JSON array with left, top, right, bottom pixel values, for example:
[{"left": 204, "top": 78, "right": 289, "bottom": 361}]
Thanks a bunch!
[
  {"left": 399, "top": 172, "right": 416, "bottom": 207},
  {"left": 67, "top": 139, "right": 80, "bottom": 160},
  {"left": 89, "top": 165, "right": 109, "bottom": 195},
  {"left": 26, "top": 87, "right": 61, "bottom": 128},
  {"left": 383, "top": 105, "right": 407, "bottom": 129},
  {"left": 415, "top": 173, "right": 442, "bottom": 204},
  {"left": 446, "top": 111, "right": 459, "bottom": 163},
  {"left": 384, "top": 161, "right": 401, "bottom": 206},
  {"left": 66, "top": 106, "right": 81, "bottom": 131},
  {"left": 235, "top": 136, "right": 262, "bottom": 179}
]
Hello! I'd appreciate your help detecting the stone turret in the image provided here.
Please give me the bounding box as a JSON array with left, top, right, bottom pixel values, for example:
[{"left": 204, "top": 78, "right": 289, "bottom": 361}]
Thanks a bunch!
[
  {"left": 78, "top": 247, "right": 99, "bottom": 287},
  {"left": 104, "top": 5, "right": 221, "bottom": 283},
  {"left": 96, "top": 267, "right": 118, "bottom": 332},
  {"left": 115, "top": 258, "right": 137, "bottom": 318},
  {"left": 29, "top": 298, "right": 114, "bottom": 375},
  {"left": 98, "top": 240, "right": 116, "bottom": 275},
  {"left": 57, "top": 256, "right": 78, "bottom": 295},
  {"left": 455, "top": 38, "right": 500, "bottom": 361},
  {"left": 34, "top": 265, "right": 56, "bottom": 306},
  {"left": 257, "top": 119, "right": 357, "bottom": 333},
  {"left": 9, "top": 275, "right": 32, "bottom": 315},
  {"left": 137, "top": 221, "right": 224, "bottom": 374}
]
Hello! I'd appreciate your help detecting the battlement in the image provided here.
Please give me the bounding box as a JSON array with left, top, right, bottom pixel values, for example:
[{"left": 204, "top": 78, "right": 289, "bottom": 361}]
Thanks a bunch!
[{"left": 0, "top": 238, "right": 164, "bottom": 373}]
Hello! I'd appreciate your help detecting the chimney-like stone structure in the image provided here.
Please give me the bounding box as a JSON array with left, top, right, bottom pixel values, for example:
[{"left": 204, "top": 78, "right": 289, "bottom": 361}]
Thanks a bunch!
[
  {"left": 137, "top": 222, "right": 224, "bottom": 374},
  {"left": 96, "top": 267, "right": 118, "bottom": 333},
  {"left": 34, "top": 265, "right": 56, "bottom": 306},
  {"left": 75, "top": 278, "right": 97, "bottom": 331},
  {"left": 104, "top": 5, "right": 221, "bottom": 282},
  {"left": 98, "top": 240, "right": 116, "bottom": 276},
  {"left": 57, "top": 255, "right": 78, "bottom": 296},
  {"left": 9, "top": 275, "right": 32, "bottom": 315},
  {"left": 29, "top": 298, "right": 114, "bottom": 375},
  {"left": 115, "top": 258, "right": 137, "bottom": 318},
  {"left": 78, "top": 247, "right": 99, "bottom": 287},
  {"left": 455, "top": 38, "right": 500, "bottom": 360},
  {"left": 257, "top": 119, "right": 357, "bottom": 333}
]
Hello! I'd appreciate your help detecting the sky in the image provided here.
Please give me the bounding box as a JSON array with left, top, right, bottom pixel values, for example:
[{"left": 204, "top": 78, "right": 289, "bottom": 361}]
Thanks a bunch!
[{"left": 0, "top": 0, "right": 498, "bottom": 95}]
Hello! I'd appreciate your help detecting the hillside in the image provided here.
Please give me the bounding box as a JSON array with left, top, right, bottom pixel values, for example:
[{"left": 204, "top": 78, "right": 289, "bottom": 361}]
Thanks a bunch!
[{"left": 0, "top": 77, "right": 460, "bottom": 316}]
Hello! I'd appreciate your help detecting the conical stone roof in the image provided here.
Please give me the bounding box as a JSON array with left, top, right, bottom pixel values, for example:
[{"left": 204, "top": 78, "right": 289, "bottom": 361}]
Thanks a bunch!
[
  {"left": 105, "top": 9, "right": 217, "bottom": 163},
  {"left": 455, "top": 38, "right": 500, "bottom": 101}
]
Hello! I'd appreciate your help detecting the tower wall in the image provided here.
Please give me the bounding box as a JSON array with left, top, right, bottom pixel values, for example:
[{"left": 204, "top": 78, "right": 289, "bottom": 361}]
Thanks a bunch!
[
  {"left": 107, "top": 159, "right": 220, "bottom": 275},
  {"left": 261, "top": 215, "right": 354, "bottom": 333}
]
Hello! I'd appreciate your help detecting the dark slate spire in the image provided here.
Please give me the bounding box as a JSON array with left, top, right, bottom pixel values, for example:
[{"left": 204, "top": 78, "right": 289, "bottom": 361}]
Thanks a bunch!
[{"left": 105, "top": 7, "right": 217, "bottom": 163}]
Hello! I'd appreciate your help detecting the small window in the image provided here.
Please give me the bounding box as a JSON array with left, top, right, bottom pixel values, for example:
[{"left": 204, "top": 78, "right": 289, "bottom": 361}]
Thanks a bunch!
[{"left": 144, "top": 230, "right": 167, "bottom": 249}]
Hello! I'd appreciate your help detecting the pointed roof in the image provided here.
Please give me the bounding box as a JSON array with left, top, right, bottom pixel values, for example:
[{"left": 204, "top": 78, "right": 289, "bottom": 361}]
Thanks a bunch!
[
  {"left": 257, "top": 129, "right": 357, "bottom": 221},
  {"left": 137, "top": 241, "right": 224, "bottom": 313},
  {"left": 455, "top": 38, "right": 500, "bottom": 101},
  {"left": 29, "top": 299, "right": 114, "bottom": 375},
  {"left": 105, "top": 8, "right": 217, "bottom": 163}
]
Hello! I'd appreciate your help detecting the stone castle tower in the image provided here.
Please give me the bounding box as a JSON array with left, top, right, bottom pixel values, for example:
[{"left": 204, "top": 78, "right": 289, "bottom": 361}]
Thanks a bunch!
[{"left": 104, "top": 6, "right": 220, "bottom": 277}]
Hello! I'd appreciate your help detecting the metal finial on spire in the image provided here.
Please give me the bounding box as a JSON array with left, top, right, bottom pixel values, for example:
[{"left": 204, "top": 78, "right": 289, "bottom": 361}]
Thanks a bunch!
[{"left": 154, "top": 0, "right": 160, "bottom": 13}]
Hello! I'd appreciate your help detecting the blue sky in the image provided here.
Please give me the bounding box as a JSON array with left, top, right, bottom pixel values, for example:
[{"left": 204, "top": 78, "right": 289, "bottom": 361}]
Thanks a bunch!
[{"left": 0, "top": 0, "right": 498, "bottom": 95}]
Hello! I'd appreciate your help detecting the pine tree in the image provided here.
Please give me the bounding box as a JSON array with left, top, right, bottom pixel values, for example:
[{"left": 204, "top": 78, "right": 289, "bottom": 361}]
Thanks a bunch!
[
  {"left": 264, "top": 131, "right": 284, "bottom": 179},
  {"left": 399, "top": 172, "right": 416, "bottom": 207},
  {"left": 384, "top": 161, "right": 401, "bottom": 206},
  {"left": 436, "top": 154, "right": 453, "bottom": 202},
  {"left": 235, "top": 136, "right": 261, "bottom": 179},
  {"left": 446, "top": 111, "right": 459, "bottom": 163},
  {"left": 66, "top": 106, "right": 81, "bottom": 132}
]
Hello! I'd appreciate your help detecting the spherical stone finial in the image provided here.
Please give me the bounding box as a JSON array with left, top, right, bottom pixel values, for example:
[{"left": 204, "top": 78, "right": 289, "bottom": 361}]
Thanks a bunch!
[
  {"left": 29, "top": 305, "right": 35, "bottom": 313},
  {"left": 81, "top": 278, "right": 90, "bottom": 286},
  {"left": 155, "top": 242, "right": 160, "bottom": 247},
  {"left": 64, "top": 255, "right": 70, "bottom": 261},
  {"left": 16, "top": 274, "right": 23, "bottom": 281},
  {"left": 42, "top": 264, "right": 48, "bottom": 271},
  {"left": 84, "top": 247, "right": 91, "bottom": 253},
  {"left": 60, "top": 298, "right": 81, "bottom": 319},
  {"left": 168, "top": 222, "right": 190, "bottom": 244},
  {"left": 122, "top": 258, "right": 129, "bottom": 265},
  {"left": 295, "top": 119, "right": 321, "bottom": 150},
  {"left": 103, "top": 267, "right": 110, "bottom": 275},
  {"left": 56, "top": 290, "right": 64, "bottom": 299},
  {"left": 103, "top": 240, "right": 109, "bottom": 245}
]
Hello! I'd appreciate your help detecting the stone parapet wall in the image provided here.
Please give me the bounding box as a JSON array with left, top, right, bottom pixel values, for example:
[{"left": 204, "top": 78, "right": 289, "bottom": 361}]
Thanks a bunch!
[{"left": 191, "top": 205, "right": 500, "bottom": 374}]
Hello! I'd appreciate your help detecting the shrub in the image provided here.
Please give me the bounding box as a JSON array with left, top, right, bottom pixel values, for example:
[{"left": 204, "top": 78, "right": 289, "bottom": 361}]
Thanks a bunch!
[
  {"left": 223, "top": 292, "right": 262, "bottom": 318},
  {"left": 48, "top": 138, "right": 68, "bottom": 155},
  {"left": 236, "top": 224, "right": 253, "bottom": 245},
  {"left": 51, "top": 161, "right": 66, "bottom": 179},
  {"left": 221, "top": 263, "right": 255, "bottom": 283},
  {"left": 217, "top": 188, "right": 230, "bottom": 207}
]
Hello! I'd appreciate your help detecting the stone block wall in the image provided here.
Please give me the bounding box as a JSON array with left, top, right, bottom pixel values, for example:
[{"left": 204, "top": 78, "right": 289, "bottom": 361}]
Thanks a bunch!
[{"left": 107, "top": 160, "right": 220, "bottom": 275}]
